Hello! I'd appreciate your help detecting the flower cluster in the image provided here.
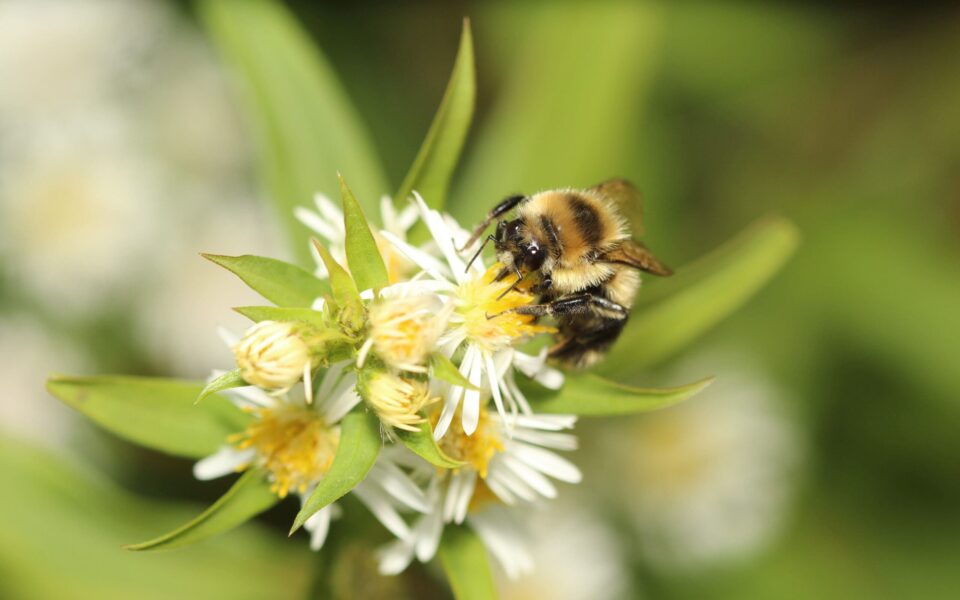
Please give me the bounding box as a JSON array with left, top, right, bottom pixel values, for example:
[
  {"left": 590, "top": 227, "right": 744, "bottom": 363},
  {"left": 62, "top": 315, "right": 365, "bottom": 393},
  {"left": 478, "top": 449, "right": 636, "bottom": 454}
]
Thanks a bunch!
[{"left": 196, "top": 193, "right": 577, "bottom": 577}]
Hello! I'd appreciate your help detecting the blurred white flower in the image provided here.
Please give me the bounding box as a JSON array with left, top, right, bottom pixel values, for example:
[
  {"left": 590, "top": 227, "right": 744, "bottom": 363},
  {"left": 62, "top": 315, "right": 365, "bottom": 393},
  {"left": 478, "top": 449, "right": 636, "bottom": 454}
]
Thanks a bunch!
[
  {"left": 497, "top": 502, "right": 631, "bottom": 600},
  {"left": 0, "top": 0, "right": 166, "bottom": 120},
  {"left": 0, "top": 316, "right": 88, "bottom": 451},
  {"left": 612, "top": 354, "right": 803, "bottom": 571},
  {"left": 0, "top": 119, "right": 168, "bottom": 316}
]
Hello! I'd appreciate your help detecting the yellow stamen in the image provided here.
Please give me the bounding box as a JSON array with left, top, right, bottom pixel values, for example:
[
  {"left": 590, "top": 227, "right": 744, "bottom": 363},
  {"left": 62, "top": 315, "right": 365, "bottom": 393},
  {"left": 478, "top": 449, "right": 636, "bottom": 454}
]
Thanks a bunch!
[
  {"left": 232, "top": 403, "right": 339, "bottom": 498},
  {"left": 366, "top": 295, "right": 444, "bottom": 372},
  {"left": 454, "top": 264, "right": 555, "bottom": 352},
  {"left": 433, "top": 407, "right": 504, "bottom": 478}
]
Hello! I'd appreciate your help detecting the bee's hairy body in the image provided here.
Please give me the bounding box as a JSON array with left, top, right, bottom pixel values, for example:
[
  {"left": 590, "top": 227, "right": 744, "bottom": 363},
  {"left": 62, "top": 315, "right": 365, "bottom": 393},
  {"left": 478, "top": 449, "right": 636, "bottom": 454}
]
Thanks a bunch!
[{"left": 464, "top": 180, "right": 671, "bottom": 368}]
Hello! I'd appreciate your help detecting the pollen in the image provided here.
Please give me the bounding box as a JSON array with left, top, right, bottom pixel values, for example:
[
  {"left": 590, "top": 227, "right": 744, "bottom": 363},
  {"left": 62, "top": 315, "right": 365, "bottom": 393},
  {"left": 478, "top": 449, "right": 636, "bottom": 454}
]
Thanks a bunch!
[
  {"left": 454, "top": 264, "right": 555, "bottom": 352},
  {"left": 434, "top": 407, "right": 504, "bottom": 478},
  {"left": 230, "top": 404, "right": 339, "bottom": 498}
]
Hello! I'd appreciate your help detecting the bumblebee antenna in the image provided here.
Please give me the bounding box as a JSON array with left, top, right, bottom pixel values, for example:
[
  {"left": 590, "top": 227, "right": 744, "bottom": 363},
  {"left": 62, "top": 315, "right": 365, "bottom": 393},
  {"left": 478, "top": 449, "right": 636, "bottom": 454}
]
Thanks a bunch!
[
  {"left": 464, "top": 235, "right": 495, "bottom": 272},
  {"left": 497, "top": 267, "right": 525, "bottom": 300}
]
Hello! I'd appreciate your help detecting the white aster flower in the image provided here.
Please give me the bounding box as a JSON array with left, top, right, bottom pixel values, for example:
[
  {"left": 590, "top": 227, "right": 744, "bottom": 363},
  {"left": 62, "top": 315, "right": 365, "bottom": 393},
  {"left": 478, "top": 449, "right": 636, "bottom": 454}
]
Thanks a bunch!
[
  {"left": 358, "top": 291, "right": 449, "bottom": 374},
  {"left": 380, "top": 194, "right": 564, "bottom": 439},
  {"left": 363, "top": 372, "right": 438, "bottom": 432},
  {"left": 295, "top": 194, "right": 420, "bottom": 283},
  {"left": 195, "top": 344, "right": 428, "bottom": 551},
  {"left": 496, "top": 502, "right": 631, "bottom": 600},
  {"left": 604, "top": 352, "right": 803, "bottom": 571},
  {"left": 376, "top": 405, "right": 581, "bottom": 578}
]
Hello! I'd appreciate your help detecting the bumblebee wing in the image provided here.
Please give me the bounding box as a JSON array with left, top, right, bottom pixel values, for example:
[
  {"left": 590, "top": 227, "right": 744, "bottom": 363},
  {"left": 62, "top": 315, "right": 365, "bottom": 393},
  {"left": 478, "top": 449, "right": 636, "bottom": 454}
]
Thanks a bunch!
[
  {"left": 599, "top": 240, "right": 672, "bottom": 276},
  {"left": 587, "top": 178, "right": 645, "bottom": 237}
]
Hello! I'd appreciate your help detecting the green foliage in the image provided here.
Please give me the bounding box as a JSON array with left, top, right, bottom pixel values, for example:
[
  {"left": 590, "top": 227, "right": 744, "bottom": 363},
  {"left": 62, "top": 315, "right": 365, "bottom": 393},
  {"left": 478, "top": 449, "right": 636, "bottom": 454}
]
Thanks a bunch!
[
  {"left": 394, "top": 422, "right": 464, "bottom": 469},
  {"left": 0, "top": 438, "right": 310, "bottom": 600},
  {"left": 340, "top": 174, "right": 390, "bottom": 291},
  {"left": 126, "top": 469, "right": 279, "bottom": 551},
  {"left": 198, "top": 0, "right": 388, "bottom": 264},
  {"left": 46, "top": 376, "right": 249, "bottom": 459},
  {"left": 395, "top": 19, "right": 475, "bottom": 211},
  {"left": 523, "top": 372, "right": 714, "bottom": 416},
  {"left": 311, "top": 240, "right": 361, "bottom": 310},
  {"left": 600, "top": 217, "right": 799, "bottom": 375},
  {"left": 438, "top": 526, "right": 497, "bottom": 600},
  {"left": 451, "top": 2, "right": 662, "bottom": 225},
  {"left": 233, "top": 306, "right": 330, "bottom": 327},
  {"left": 196, "top": 369, "right": 246, "bottom": 404},
  {"left": 291, "top": 408, "right": 381, "bottom": 533},
  {"left": 203, "top": 253, "right": 328, "bottom": 308}
]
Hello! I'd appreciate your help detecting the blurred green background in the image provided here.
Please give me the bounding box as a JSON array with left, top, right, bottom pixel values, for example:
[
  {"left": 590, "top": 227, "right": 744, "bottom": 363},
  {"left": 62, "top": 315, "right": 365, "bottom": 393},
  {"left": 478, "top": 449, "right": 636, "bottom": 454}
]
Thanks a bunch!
[{"left": 1, "top": 1, "right": 958, "bottom": 598}]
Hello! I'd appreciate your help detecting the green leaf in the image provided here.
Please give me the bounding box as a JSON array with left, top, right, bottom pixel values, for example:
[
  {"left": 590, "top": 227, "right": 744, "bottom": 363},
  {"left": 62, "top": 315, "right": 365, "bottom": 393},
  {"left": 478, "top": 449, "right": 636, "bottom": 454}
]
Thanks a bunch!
[
  {"left": 395, "top": 19, "right": 475, "bottom": 210},
  {"left": 126, "top": 469, "right": 278, "bottom": 551},
  {"left": 311, "top": 239, "right": 361, "bottom": 310},
  {"left": 196, "top": 369, "right": 246, "bottom": 404},
  {"left": 340, "top": 174, "right": 389, "bottom": 291},
  {"left": 233, "top": 306, "right": 329, "bottom": 327},
  {"left": 291, "top": 408, "right": 381, "bottom": 533},
  {"left": 198, "top": 0, "right": 388, "bottom": 264},
  {"left": 0, "top": 437, "right": 311, "bottom": 599},
  {"left": 522, "top": 372, "right": 714, "bottom": 416},
  {"left": 203, "top": 253, "right": 328, "bottom": 308},
  {"left": 451, "top": 3, "right": 662, "bottom": 226},
  {"left": 46, "top": 376, "right": 250, "bottom": 459},
  {"left": 599, "top": 217, "right": 799, "bottom": 374},
  {"left": 394, "top": 422, "right": 464, "bottom": 469},
  {"left": 438, "top": 525, "right": 497, "bottom": 600},
  {"left": 429, "top": 353, "right": 480, "bottom": 391}
]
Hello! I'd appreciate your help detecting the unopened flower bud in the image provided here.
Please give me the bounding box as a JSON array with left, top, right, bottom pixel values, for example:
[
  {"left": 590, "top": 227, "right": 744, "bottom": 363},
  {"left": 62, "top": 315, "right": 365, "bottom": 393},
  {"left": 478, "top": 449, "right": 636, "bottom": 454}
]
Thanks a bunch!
[
  {"left": 365, "top": 372, "right": 437, "bottom": 432},
  {"left": 234, "top": 321, "right": 312, "bottom": 393}
]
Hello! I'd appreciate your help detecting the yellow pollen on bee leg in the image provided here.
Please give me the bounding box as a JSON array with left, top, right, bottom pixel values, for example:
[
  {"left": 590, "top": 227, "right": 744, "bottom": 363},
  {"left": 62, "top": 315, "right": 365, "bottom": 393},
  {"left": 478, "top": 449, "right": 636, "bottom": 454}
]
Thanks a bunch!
[{"left": 231, "top": 404, "right": 339, "bottom": 498}]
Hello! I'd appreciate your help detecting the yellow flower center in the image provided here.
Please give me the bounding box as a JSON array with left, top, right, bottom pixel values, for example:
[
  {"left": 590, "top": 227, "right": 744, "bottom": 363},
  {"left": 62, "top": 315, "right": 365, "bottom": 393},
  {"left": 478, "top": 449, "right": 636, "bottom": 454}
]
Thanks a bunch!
[
  {"left": 454, "top": 264, "right": 554, "bottom": 352},
  {"left": 366, "top": 373, "right": 438, "bottom": 431},
  {"left": 434, "top": 407, "right": 504, "bottom": 478},
  {"left": 230, "top": 403, "right": 339, "bottom": 498}
]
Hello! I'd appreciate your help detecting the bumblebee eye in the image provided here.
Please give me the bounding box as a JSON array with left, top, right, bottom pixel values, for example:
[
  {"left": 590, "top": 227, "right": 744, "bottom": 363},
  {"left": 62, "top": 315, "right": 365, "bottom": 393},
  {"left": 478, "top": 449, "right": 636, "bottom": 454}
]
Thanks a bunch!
[{"left": 523, "top": 240, "right": 545, "bottom": 270}]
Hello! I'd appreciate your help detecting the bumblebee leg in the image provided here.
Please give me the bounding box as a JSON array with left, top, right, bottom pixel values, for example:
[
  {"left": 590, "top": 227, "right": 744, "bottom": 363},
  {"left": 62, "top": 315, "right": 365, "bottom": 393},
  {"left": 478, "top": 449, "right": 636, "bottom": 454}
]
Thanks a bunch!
[
  {"left": 460, "top": 194, "right": 527, "bottom": 251},
  {"left": 489, "top": 293, "right": 628, "bottom": 321}
]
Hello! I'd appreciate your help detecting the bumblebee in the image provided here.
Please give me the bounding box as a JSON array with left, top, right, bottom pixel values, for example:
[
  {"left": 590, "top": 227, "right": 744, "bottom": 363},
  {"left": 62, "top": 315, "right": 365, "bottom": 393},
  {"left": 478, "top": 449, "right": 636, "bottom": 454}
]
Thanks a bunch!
[{"left": 462, "top": 179, "right": 672, "bottom": 368}]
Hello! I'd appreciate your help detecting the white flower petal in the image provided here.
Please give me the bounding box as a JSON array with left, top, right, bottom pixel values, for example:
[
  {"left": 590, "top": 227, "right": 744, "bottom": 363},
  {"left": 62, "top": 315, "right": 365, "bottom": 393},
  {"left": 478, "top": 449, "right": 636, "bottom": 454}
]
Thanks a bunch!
[
  {"left": 497, "top": 453, "right": 557, "bottom": 499},
  {"left": 414, "top": 508, "right": 444, "bottom": 562},
  {"left": 354, "top": 481, "right": 411, "bottom": 540},
  {"left": 469, "top": 510, "right": 534, "bottom": 579},
  {"left": 453, "top": 469, "right": 476, "bottom": 524},
  {"left": 511, "top": 442, "right": 583, "bottom": 484},
  {"left": 193, "top": 446, "right": 254, "bottom": 481},
  {"left": 370, "top": 461, "right": 429, "bottom": 513},
  {"left": 303, "top": 504, "right": 333, "bottom": 551},
  {"left": 378, "top": 538, "right": 416, "bottom": 575}
]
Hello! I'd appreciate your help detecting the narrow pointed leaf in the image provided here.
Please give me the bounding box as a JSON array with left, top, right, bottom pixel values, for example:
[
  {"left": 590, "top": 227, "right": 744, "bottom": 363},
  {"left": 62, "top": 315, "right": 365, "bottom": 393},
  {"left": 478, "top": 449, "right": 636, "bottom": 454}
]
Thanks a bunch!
[
  {"left": 47, "top": 376, "right": 249, "bottom": 459},
  {"left": 311, "top": 239, "right": 361, "bottom": 308},
  {"left": 126, "top": 469, "right": 278, "bottom": 551},
  {"left": 198, "top": 0, "right": 387, "bottom": 263},
  {"left": 438, "top": 525, "right": 497, "bottom": 600},
  {"left": 430, "top": 353, "right": 480, "bottom": 391},
  {"left": 203, "top": 253, "right": 328, "bottom": 308},
  {"left": 340, "top": 174, "right": 389, "bottom": 291},
  {"left": 522, "top": 372, "right": 713, "bottom": 416},
  {"left": 599, "top": 217, "right": 799, "bottom": 375},
  {"left": 291, "top": 408, "right": 381, "bottom": 533},
  {"left": 234, "top": 306, "right": 329, "bottom": 327},
  {"left": 395, "top": 422, "right": 464, "bottom": 469},
  {"left": 197, "top": 369, "right": 246, "bottom": 404},
  {"left": 395, "top": 19, "right": 475, "bottom": 210}
]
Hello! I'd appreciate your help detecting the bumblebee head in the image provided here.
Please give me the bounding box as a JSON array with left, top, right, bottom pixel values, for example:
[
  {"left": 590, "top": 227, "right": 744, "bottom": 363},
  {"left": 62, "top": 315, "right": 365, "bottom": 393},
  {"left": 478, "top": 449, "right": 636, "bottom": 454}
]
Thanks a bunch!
[{"left": 494, "top": 218, "right": 546, "bottom": 276}]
